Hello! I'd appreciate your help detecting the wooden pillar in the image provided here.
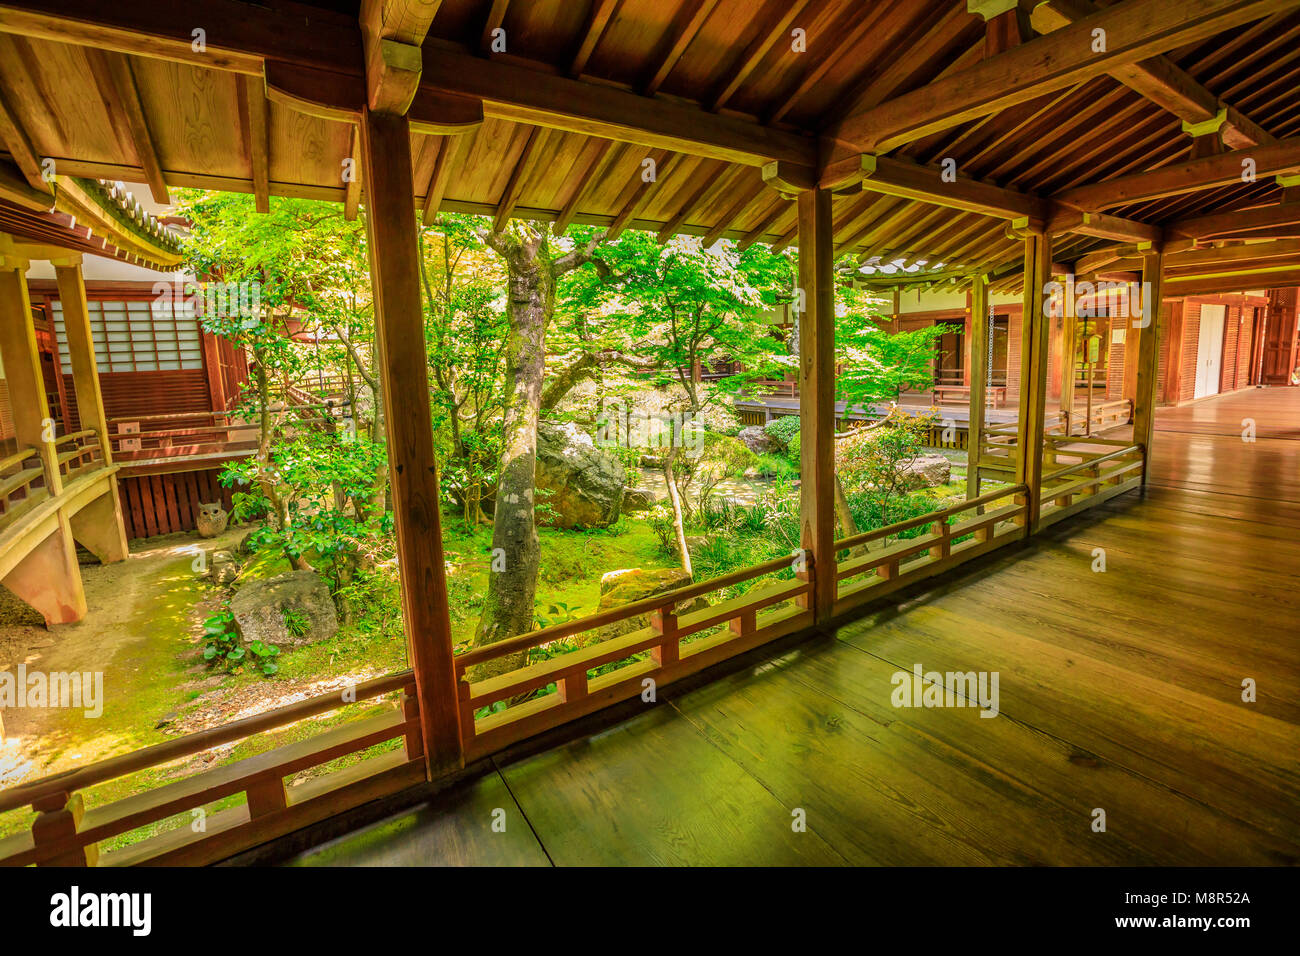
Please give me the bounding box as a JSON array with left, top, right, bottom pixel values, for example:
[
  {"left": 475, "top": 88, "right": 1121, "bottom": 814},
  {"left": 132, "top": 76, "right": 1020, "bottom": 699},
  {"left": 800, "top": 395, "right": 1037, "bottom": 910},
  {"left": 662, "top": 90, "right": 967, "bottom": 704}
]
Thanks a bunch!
[
  {"left": 53, "top": 257, "right": 111, "bottom": 462},
  {"left": 359, "top": 107, "right": 462, "bottom": 775},
  {"left": 1015, "top": 231, "right": 1052, "bottom": 532},
  {"left": 1059, "top": 281, "right": 1077, "bottom": 431},
  {"left": 962, "top": 290, "right": 974, "bottom": 387},
  {"left": 1132, "top": 250, "right": 1163, "bottom": 483},
  {"left": 0, "top": 261, "right": 61, "bottom": 494},
  {"left": 966, "top": 274, "right": 989, "bottom": 499},
  {"left": 796, "top": 187, "right": 836, "bottom": 621}
]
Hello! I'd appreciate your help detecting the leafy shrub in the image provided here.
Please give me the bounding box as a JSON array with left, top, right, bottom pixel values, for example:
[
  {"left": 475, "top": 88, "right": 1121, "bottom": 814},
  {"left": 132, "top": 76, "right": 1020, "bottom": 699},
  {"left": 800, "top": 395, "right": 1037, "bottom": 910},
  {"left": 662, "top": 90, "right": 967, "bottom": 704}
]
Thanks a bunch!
[
  {"left": 202, "top": 609, "right": 279, "bottom": 676},
  {"left": 763, "top": 415, "right": 802, "bottom": 451},
  {"left": 754, "top": 453, "right": 799, "bottom": 480}
]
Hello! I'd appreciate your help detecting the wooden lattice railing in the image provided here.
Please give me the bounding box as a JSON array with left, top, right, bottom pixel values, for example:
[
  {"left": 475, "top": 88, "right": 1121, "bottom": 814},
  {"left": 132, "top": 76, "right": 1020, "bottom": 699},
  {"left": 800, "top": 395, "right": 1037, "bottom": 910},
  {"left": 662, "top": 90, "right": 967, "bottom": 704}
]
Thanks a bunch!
[
  {"left": 0, "top": 672, "right": 421, "bottom": 867},
  {"left": 833, "top": 484, "right": 1030, "bottom": 614},
  {"left": 1038, "top": 441, "right": 1145, "bottom": 526},
  {"left": 454, "top": 555, "right": 815, "bottom": 758},
  {"left": 0, "top": 446, "right": 45, "bottom": 519}
]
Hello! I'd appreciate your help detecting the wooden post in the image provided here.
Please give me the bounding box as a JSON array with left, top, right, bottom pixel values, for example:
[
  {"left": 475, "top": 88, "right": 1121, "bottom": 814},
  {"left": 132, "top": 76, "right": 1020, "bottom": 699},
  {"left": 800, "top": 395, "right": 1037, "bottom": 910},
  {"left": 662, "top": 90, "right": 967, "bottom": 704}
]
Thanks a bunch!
[
  {"left": 1059, "top": 277, "right": 1077, "bottom": 433},
  {"left": 0, "top": 261, "right": 62, "bottom": 496},
  {"left": 967, "top": 274, "right": 989, "bottom": 499},
  {"left": 359, "top": 107, "right": 462, "bottom": 775},
  {"left": 1132, "top": 250, "right": 1163, "bottom": 483},
  {"left": 797, "top": 187, "right": 836, "bottom": 621},
  {"left": 1015, "top": 231, "right": 1052, "bottom": 533}
]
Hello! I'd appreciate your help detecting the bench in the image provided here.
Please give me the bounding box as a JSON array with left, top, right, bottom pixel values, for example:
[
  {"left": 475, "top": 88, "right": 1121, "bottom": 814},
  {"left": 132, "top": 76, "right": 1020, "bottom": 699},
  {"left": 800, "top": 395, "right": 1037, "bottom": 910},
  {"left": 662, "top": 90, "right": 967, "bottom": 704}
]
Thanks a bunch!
[{"left": 931, "top": 385, "right": 1007, "bottom": 408}]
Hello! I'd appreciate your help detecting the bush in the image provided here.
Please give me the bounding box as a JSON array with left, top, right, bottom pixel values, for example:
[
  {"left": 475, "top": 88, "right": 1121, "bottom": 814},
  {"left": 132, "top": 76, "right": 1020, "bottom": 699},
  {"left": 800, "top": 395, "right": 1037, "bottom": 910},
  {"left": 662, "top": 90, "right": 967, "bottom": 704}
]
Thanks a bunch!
[
  {"left": 754, "top": 453, "right": 798, "bottom": 480},
  {"left": 763, "top": 415, "right": 802, "bottom": 451}
]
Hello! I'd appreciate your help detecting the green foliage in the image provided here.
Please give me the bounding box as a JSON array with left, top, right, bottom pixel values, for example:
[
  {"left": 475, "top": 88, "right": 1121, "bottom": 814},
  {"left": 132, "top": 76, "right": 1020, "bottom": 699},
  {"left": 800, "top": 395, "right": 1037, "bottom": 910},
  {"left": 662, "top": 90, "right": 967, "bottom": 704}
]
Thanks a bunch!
[
  {"left": 754, "top": 453, "right": 799, "bottom": 480},
  {"left": 535, "top": 601, "right": 583, "bottom": 630},
  {"left": 201, "top": 609, "right": 279, "bottom": 676},
  {"left": 281, "top": 608, "right": 310, "bottom": 640},
  {"left": 837, "top": 320, "right": 947, "bottom": 410},
  {"left": 763, "top": 414, "right": 802, "bottom": 448}
]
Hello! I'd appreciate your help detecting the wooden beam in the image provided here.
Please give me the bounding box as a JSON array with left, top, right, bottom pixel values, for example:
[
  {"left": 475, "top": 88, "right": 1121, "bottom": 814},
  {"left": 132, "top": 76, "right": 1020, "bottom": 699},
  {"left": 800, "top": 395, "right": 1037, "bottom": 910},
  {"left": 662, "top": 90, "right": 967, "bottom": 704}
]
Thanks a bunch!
[
  {"left": 0, "top": 156, "right": 51, "bottom": 210},
  {"left": 967, "top": 272, "right": 990, "bottom": 498},
  {"left": 492, "top": 125, "right": 545, "bottom": 231},
  {"left": 608, "top": 149, "right": 678, "bottom": 240},
  {"left": 344, "top": 126, "right": 362, "bottom": 221},
  {"left": 835, "top": 153, "right": 1049, "bottom": 222},
  {"left": 644, "top": 0, "right": 721, "bottom": 95},
  {"left": 657, "top": 160, "right": 728, "bottom": 241},
  {"left": 360, "top": 0, "right": 441, "bottom": 115},
  {"left": 710, "top": 0, "right": 813, "bottom": 111},
  {"left": 236, "top": 74, "right": 270, "bottom": 213},
  {"left": 358, "top": 106, "right": 462, "bottom": 775},
  {"left": 702, "top": 174, "right": 766, "bottom": 246},
  {"left": 1047, "top": 208, "right": 1163, "bottom": 244},
  {"left": 569, "top": 0, "right": 621, "bottom": 78},
  {"left": 829, "top": 0, "right": 1289, "bottom": 155},
  {"left": 1132, "top": 249, "right": 1163, "bottom": 477},
  {"left": 1032, "top": 0, "right": 1277, "bottom": 148},
  {"left": 1016, "top": 228, "right": 1052, "bottom": 532},
  {"left": 1167, "top": 201, "right": 1300, "bottom": 239},
  {"left": 87, "top": 50, "right": 169, "bottom": 203},
  {"left": 421, "top": 132, "right": 467, "bottom": 225},
  {"left": 553, "top": 139, "right": 617, "bottom": 236},
  {"left": 796, "top": 186, "right": 836, "bottom": 621},
  {"left": 766, "top": 1, "right": 891, "bottom": 122},
  {"left": 0, "top": 67, "right": 50, "bottom": 193},
  {"left": 1055, "top": 138, "right": 1300, "bottom": 210},
  {"left": 480, "top": 0, "right": 510, "bottom": 52},
  {"left": 419, "top": 45, "right": 814, "bottom": 167}
]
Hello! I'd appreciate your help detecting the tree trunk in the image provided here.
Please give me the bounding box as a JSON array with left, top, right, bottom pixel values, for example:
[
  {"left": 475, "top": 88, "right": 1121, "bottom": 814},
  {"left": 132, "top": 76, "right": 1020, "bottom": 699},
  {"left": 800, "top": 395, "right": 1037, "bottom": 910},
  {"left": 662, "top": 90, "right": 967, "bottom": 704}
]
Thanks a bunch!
[
  {"left": 471, "top": 235, "right": 552, "bottom": 681},
  {"left": 663, "top": 445, "right": 692, "bottom": 579}
]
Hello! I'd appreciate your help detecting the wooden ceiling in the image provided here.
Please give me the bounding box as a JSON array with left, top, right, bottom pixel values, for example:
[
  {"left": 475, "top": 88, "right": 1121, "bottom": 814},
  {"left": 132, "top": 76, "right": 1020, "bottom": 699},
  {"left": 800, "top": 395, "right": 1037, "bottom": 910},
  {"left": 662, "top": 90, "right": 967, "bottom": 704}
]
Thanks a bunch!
[{"left": 0, "top": 0, "right": 1298, "bottom": 291}]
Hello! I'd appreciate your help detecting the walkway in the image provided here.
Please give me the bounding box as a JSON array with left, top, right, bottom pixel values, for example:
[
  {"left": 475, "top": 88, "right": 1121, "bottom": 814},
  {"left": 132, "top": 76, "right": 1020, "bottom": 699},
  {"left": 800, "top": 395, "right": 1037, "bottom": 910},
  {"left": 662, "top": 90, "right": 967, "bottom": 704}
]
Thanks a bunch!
[{"left": 290, "top": 387, "right": 1300, "bottom": 866}]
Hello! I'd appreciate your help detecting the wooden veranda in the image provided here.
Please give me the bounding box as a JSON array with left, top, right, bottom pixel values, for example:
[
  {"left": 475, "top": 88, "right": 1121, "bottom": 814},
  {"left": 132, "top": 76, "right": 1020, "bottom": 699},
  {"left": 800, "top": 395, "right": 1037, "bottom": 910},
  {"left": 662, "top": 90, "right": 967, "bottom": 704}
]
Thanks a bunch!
[{"left": 0, "top": 0, "right": 1297, "bottom": 866}]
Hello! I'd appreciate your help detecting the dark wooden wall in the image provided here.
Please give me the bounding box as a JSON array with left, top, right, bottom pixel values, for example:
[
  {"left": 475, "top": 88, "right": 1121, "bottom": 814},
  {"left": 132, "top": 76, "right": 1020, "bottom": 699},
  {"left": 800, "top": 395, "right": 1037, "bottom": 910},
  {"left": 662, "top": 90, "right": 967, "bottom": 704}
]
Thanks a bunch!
[{"left": 118, "top": 468, "right": 234, "bottom": 539}]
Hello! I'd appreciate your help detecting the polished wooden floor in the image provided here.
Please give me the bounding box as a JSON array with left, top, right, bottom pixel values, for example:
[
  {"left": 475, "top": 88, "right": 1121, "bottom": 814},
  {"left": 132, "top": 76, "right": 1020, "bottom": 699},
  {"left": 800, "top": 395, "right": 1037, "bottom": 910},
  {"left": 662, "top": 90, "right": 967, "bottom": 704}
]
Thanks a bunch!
[{"left": 292, "top": 387, "right": 1300, "bottom": 866}]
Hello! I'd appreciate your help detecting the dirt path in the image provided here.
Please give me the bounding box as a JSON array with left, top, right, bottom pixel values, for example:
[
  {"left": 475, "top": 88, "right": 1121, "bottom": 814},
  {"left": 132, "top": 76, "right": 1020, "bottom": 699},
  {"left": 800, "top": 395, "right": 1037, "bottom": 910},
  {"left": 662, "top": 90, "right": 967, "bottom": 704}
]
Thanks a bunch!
[{"left": 0, "top": 529, "right": 240, "bottom": 787}]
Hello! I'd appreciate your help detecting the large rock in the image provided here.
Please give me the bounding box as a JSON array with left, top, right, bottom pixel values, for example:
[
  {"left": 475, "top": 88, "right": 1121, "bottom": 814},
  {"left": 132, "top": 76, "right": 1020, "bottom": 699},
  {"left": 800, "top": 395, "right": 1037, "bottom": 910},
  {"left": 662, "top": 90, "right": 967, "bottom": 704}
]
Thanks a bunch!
[
  {"left": 229, "top": 570, "right": 338, "bottom": 647},
  {"left": 737, "top": 424, "right": 782, "bottom": 455},
  {"left": 622, "top": 486, "right": 659, "bottom": 512},
  {"left": 585, "top": 567, "right": 708, "bottom": 646},
  {"left": 535, "top": 421, "right": 625, "bottom": 529},
  {"left": 897, "top": 454, "right": 952, "bottom": 489}
]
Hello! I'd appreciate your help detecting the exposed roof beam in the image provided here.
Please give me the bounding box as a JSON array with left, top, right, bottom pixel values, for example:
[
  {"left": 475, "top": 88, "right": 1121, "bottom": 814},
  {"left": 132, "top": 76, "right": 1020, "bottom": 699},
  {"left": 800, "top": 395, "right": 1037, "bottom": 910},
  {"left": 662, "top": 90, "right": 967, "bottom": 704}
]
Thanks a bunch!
[
  {"left": 608, "top": 149, "right": 679, "bottom": 240},
  {"left": 1054, "top": 137, "right": 1300, "bottom": 210},
  {"left": 569, "top": 0, "right": 621, "bottom": 78},
  {"left": 644, "top": 0, "right": 720, "bottom": 95},
  {"left": 709, "top": 0, "right": 813, "bottom": 111},
  {"left": 1164, "top": 264, "right": 1300, "bottom": 294},
  {"left": 1032, "top": 0, "right": 1278, "bottom": 148},
  {"left": 492, "top": 125, "right": 545, "bottom": 231},
  {"left": 1046, "top": 208, "right": 1164, "bottom": 244},
  {"left": 421, "top": 132, "right": 468, "bottom": 225},
  {"left": 1167, "top": 200, "right": 1300, "bottom": 238},
  {"left": 828, "top": 0, "right": 1289, "bottom": 155},
  {"left": 657, "top": 159, "right": 728, "bottom": 241},
  {"left": 827, "top": 153, "right": 1049, "bottom": 222},
  {"left": 0, "top": 79, "right": 48, "bottom": 193},
  {"left": 553, "top": 140, "right": 618, "bottom": 235},
  {"left": 0, "top": 155, "right": 48, "bottom": 209},
  {"left": 236, "top": 74, "right": 270, "bottom": 213},
  {"left": 480, "top": 0, "right": 510, "bottom": 52},
  {"left": 360, "top": 0, "right": 441, "bottom": 115},
  {"left": 419, "top": 44, "right": 815, "bottom": 167},
  {"left": 702, "top": 175, "right": 766, "bottom": 246},
  {"left": 87, "top": 50, "right": 170, "bottom": 203}
]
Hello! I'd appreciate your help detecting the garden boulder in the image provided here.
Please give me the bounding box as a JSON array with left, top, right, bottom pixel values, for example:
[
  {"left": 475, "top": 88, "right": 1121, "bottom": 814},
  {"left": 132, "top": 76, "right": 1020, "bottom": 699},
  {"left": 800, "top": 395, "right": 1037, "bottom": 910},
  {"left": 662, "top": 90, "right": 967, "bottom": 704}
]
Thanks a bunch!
[
  {"left": 897, "top": 454, "right": 952, "bottom": 490},
  {"left": 622, "top": 486, "right": 659, "bottom": 512},
  {"left": 535, "top": 421, "right": 625, "bottom": 529},
  {"left": 737, "top": 425, "right": 782, "bottom": 455},
  {"left": 229, "top": 570, "right": 338, "bottom": 648},
  {"left": 585, "top": 567, "right": 708, "bottom": 647}
]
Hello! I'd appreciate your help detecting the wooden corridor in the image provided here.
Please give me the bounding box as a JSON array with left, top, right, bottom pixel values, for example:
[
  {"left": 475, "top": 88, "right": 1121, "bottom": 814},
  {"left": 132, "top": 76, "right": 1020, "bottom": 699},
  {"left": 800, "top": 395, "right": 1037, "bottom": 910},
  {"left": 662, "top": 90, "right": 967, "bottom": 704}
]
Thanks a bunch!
[{"left": 288, "top": 387, "right": 1300, "bottom": 867}]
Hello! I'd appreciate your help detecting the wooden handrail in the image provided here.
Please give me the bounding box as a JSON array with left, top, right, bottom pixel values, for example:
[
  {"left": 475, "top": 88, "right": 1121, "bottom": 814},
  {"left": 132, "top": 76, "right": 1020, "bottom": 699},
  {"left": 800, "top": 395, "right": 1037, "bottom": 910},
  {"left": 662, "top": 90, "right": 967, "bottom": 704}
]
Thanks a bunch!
[
  {"left": 0, "top": 446, "right": 38, "bottom": 474},
  {"left": 834, "top": 484, "right": 1029, "bottom": 552},
  {"left": 54, "top": 429, "right": 99, "bottom": 446},
  {"left": 0, "top": 669, "right": 413, "bottom": 813},
  {"left": 455, "top": 552, "right": 803, "bottom": 669},
  {"left": 1041, "top": 444, "right": 1142, "bottom": 485}
]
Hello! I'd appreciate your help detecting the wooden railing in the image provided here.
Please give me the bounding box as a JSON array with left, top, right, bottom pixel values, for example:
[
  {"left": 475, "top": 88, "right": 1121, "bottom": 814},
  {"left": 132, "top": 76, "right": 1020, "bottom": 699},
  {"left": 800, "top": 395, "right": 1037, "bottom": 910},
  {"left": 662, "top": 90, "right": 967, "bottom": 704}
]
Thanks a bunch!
[
  {"left": 1038, "top": 442, "right": 1145, "bottom": 527},
  {"left": 53, "top": 429, "right": 103, "bottom": 475},
  {"left": 0, "top": 446, "right": 45, "bottom": 519},
  {"left": 110, "top": 404, "right": 337, "bottom": 463},
  {"left": 0, "top": 671, "right": 422, "bottom": 867},
  {"left": 833, "top": 484, "right": 1030, "bottom": 614},
  {"left": 454, "top": 555, "right": 815, "bottom": 758}
]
